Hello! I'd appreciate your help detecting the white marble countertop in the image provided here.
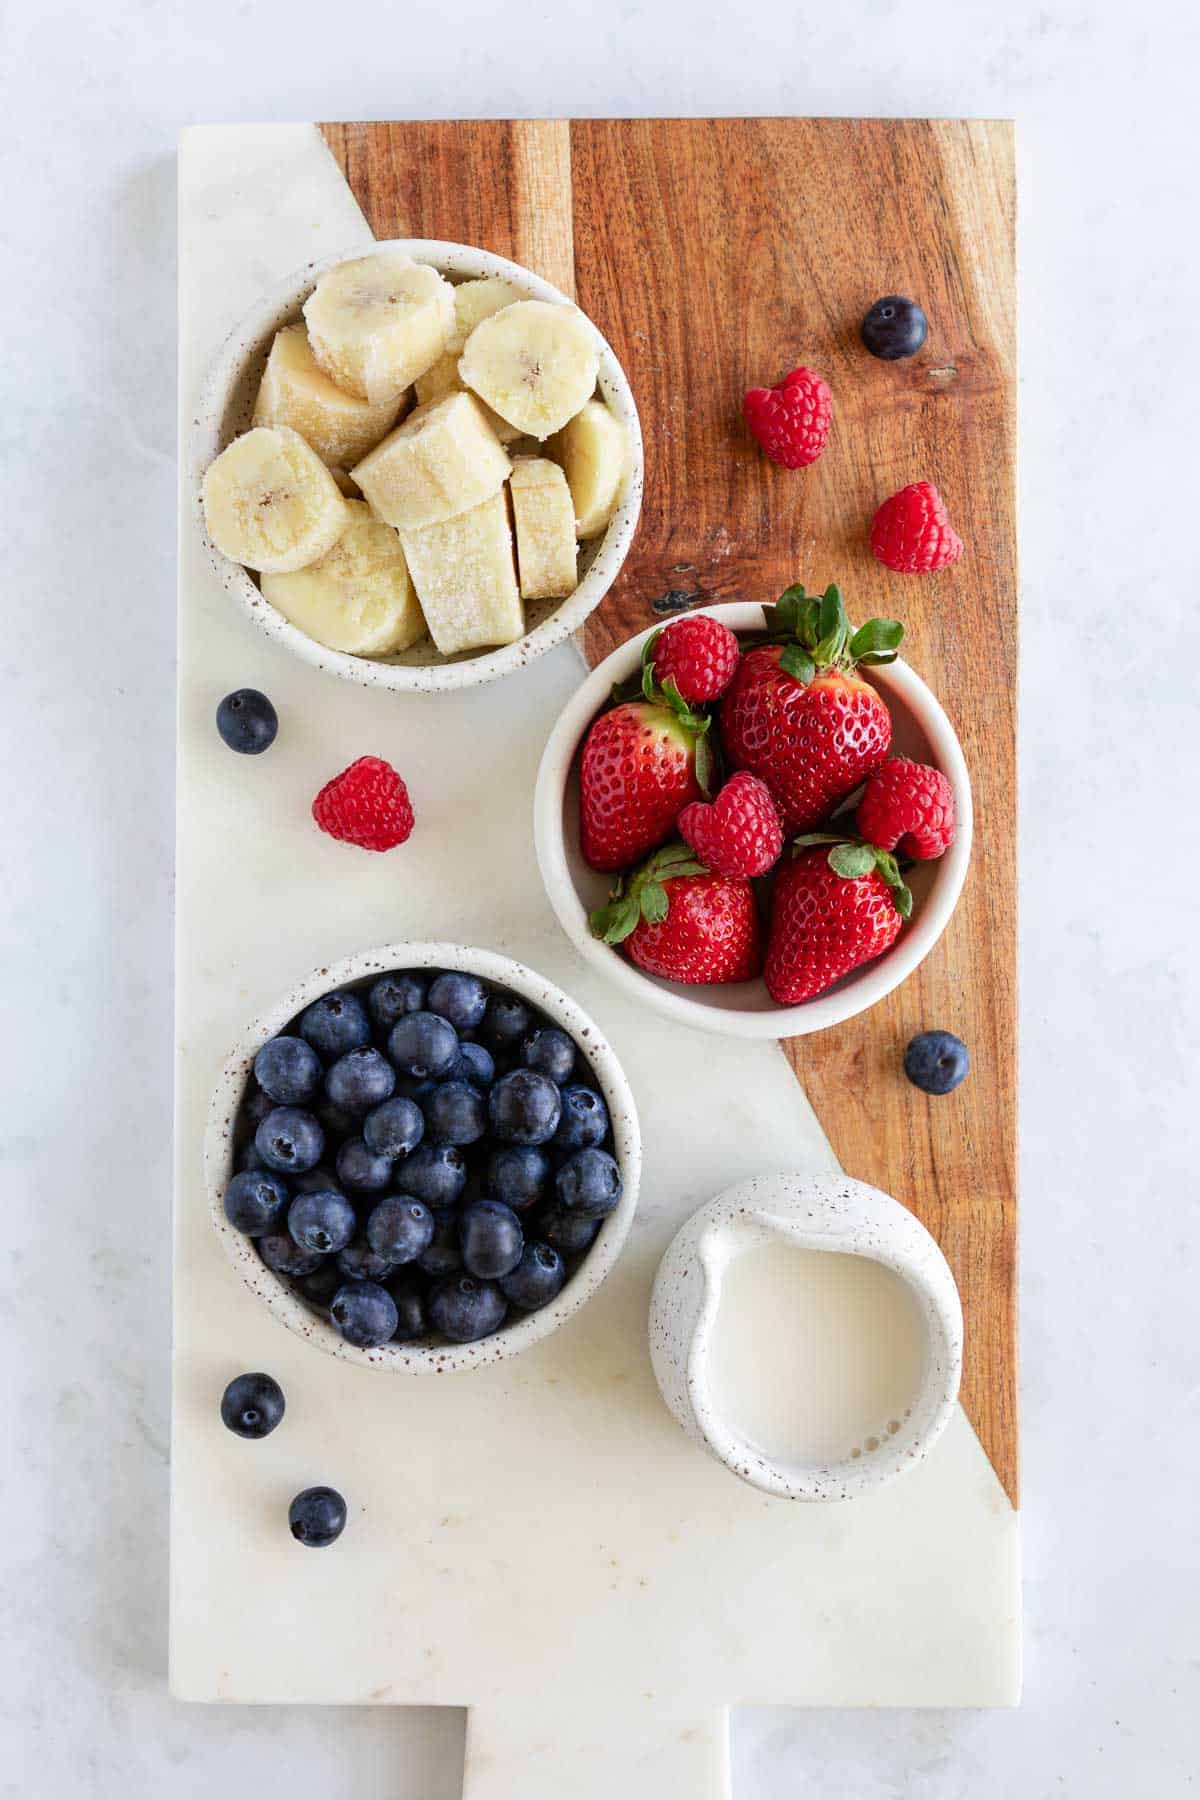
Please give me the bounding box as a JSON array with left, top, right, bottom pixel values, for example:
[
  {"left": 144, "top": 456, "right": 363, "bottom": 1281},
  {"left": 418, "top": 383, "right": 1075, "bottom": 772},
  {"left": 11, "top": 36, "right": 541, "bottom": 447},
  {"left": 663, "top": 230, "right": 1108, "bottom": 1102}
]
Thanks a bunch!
[{"left": 3, "top": 0, "right": 1198, "bottom": 1794}]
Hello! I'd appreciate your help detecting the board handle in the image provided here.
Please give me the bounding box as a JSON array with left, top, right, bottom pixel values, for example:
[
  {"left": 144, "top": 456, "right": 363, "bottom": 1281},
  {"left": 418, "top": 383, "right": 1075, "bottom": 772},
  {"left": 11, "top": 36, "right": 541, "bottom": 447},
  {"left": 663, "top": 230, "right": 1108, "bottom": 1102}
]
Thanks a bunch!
[{"left": 462, "top": 1698, "right": 730, "bottom": 1799}]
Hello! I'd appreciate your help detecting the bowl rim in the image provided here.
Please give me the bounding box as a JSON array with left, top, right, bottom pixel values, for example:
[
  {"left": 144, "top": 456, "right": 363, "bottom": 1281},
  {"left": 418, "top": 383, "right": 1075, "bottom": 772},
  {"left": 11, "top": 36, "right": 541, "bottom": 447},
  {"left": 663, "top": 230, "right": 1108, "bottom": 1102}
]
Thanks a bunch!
[
  {"left": 189, "top": 238, "right": 644, "bottom": 693},
  {"left": 204, "top": 941, "right": 642, "bottom": 1372},
  {"left": 533, "top": 602, "right": 974, "bottom": 1039}
]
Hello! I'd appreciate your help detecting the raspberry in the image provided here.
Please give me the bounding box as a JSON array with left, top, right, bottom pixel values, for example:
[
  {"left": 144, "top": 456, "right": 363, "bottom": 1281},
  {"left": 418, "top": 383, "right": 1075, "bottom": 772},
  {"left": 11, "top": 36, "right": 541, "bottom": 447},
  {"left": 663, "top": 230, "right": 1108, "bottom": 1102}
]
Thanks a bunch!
[
  {"left": 677, "top": 771, "right": 783, "bottom": 879},
  {"left": 742, "top": 367, "right": 832, "bottom": 469},
  {"left": 312, "top": 756, "right": 414, "bottom": 852},
  {"left": 870, "top": 481, "right": 963, "bottom": 574},
  {"left": 856, "top": 758, "right": 956, "bottom": 860},
  {"left": 649, "top": 614, "right": 741, "bottom": 704}
]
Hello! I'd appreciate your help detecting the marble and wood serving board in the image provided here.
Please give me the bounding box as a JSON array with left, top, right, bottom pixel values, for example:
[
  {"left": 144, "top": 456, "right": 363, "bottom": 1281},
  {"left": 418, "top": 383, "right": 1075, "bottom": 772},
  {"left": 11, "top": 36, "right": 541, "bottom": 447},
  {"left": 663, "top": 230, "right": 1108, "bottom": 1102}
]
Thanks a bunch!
[{"left": 173, "top": 123, "right": 1019, "bottom": 1797}]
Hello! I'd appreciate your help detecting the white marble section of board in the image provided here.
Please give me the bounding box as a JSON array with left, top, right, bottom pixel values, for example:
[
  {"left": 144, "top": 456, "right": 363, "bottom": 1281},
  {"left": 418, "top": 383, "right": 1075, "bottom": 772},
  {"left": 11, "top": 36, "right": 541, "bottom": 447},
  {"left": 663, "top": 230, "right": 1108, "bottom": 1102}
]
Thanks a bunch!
[{"left": 174, "top": 128, "right": 1021, "bottom": 1786}]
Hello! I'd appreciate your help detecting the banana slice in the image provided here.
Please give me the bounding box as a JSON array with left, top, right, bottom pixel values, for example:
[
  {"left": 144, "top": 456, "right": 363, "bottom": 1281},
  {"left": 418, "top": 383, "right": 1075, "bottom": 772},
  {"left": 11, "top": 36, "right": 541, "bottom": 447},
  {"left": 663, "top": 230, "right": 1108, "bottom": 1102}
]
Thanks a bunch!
[
  {"left": 303, "top": 251, "right": 454, "bottom": 405},
  {"left": 458, "top": 300, "right": 600, "bottom": 439},
  {"left": 259, "top": 501, "right": 425, "bottom": 656},
  {"left": 509, "top": 458, "right": 578, "bottom": 600},
  {"left": 400, "top": 490, "right": 523, "bottom": 656},
  {"left": 351, "top": 390, "right": 511, "bottom": 531},
  {"left": 548, "top": 399, "right": 627, "bottom": 540},
  {"left": 252, "top": 325, "right": 407, "bottom": 468},
  {"left": 201, "top": 427, "right": 347, "bottom": 574},
  {"left": 450, "top": 277, "right": 523, "bottom": 350}
]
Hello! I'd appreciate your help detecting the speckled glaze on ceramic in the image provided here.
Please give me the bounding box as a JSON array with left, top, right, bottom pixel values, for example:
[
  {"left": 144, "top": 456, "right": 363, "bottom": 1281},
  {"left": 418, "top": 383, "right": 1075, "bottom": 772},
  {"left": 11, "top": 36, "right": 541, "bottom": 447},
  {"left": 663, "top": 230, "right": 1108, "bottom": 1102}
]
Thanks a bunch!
[
  {"left": 649, "top": 1173, "right": 962, "bottom": 1501},
  {"left": 189, "top": 240, "right": 643, "bottom": 692},
  {"left": 534, "top": 602, "right": 973, "bottom": 1038},
  {"left": 204, "top": 942, "right": 641, "bottom": 1372}
]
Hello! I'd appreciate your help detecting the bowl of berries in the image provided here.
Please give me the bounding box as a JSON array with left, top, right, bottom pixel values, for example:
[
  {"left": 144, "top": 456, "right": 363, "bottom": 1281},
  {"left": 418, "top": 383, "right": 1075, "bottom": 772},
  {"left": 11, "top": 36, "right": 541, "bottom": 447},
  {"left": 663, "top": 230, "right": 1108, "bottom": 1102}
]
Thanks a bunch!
[
  {"left": 534, "top": 591, "right": 972, "bottom": 1038},
  {"left": 205, "top": 943, "right": 641, "bottom": 1370}
]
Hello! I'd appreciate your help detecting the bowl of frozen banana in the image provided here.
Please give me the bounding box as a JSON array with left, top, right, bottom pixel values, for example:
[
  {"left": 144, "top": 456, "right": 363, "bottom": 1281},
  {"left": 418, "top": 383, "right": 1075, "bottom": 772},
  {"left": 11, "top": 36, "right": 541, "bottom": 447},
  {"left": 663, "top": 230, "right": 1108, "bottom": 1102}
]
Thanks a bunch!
[{"left": 192, "top": 241, "right": 643, "bottom": 692}]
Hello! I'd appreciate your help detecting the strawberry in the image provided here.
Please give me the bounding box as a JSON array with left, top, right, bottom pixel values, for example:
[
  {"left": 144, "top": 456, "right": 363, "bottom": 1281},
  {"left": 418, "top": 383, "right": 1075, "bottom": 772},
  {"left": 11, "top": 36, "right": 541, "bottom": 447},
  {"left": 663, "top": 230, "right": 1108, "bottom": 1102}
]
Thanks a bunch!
[
  {"left": 857, "top": 758, "right": 956, "bottom": 859},
  {"left": 765, "top": 837, "right": 911, "bottom": 1004},
  {"left": 678, "top": 771, "right": 782, "bottom": 878},
  {"left": 742, "top": 367, "right": 832, "bottom": 468},
  {"left": 589, "top": 843, "right": 762, "bottom": 986},
  {"left": 719, "top": 583, "right": 902, "bottom": 834},
  {"left": 870, "top": 481, "right": 963, "bottom": 574},
  {"left": 579, "top": 670, "right": 715, "bottom": 872},
  {"left": 646, "top": 613, "right": 741, "bottom": 704}
]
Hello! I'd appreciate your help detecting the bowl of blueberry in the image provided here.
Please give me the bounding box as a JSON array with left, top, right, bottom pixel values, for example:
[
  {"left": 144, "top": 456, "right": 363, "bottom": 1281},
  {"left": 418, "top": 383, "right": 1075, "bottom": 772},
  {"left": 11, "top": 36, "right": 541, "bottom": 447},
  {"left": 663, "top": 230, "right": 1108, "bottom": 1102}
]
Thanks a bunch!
[{"left": 205, "top": 943, "right": 641, "bottom": 1371}]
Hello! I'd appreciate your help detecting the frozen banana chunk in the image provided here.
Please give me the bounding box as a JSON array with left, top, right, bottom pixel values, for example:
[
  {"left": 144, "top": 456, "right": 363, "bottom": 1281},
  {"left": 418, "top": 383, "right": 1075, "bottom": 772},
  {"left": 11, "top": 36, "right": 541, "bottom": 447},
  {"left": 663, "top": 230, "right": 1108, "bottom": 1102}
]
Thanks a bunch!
[
  {"left": 202, "top": 426, "right": 347, "bottom": 574},
  {"left": 459, "top": 299, "right": 600, "bottom": 439},
  {"left": 509, "top": 458, "right": 578, "bottom": 600},
  {"left": 400, "top": 490, "right": 524, "bottom": 656},
  {"left": 251, "top": 325, "right": 407, "bottom": 469},
  {"left": 260, "top": 501, "right": 425, "bottom": 656},
  {"left": 303, "top": 251, "right": 454, "bottom": 405},
  {"left": 548, "top": 399, "right": 627, "bottom": 539},
  {"left": 450, "top": 277, "right": 524, "bottom": 350},
  {"left": 351, "top": 390, "right": 511, "bottom": 531}
]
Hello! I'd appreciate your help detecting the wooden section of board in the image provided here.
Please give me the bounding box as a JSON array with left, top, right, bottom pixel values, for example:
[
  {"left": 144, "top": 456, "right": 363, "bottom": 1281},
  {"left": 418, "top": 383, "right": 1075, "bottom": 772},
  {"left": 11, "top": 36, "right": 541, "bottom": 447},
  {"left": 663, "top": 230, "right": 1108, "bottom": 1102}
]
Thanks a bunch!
[{"left": 318, "top": 117, "right": 1018, "bottom": 1507}]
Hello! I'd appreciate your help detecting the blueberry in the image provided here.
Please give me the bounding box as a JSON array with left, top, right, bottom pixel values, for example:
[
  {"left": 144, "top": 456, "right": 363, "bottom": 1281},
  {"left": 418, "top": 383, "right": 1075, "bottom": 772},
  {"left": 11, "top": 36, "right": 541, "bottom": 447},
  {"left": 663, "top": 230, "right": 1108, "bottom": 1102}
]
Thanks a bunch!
[
  {"left": 903, "top": 1030, "right": 970, "bottom": 1095},
  {"left": 394, "top": 1073, "right": 438, "bottom": 1106},
  {"left": 237, "top": 1140, "right": 267, "bottom": 1173},
  {"left": 537, "top": 1203, "right": 601, "bottom": 1256},
  {"left": 330, "top": 1279, "right": 399, "bottom": 1348},
  {"left": 860, "top": 294, "right": 928, "bottom": 362},
  {"left": 424, "top": 1080, "right": 487, "bottom": 1146},
  {"left": 487, "top": 1145, "right": 551, "bottom": 1213},
  {"left": 367, "top": 1195, "right": 436, "bottom": 1265},
  {"left": 255, "top": 1107, "right": 324, "bottom": 1175},
  {"left": 459, "top": 1199, "right": 524, "bottom": 1279},
  {"left": 288, "top": 1485, "right": 347, "bottom": 1548},
  {"left": 500, "top": 1242, "right": 566, "bottom": 1311},
  {"left": 336, "top": 1236, "right": 395, "bottom": 1282},
  {"left": 325, "top": 1046, "right": 396, "bottom": 1115},
  {"left": 240, "top": 1085, "right": 276, "bottom": 1135},
  {"left": 299, "top": 990, "right": 371, "bottom": 1060},
  {"left": 520, "top": 1026, "right": 576, "bottom": 1085},
  {"left": 555, "top": 1147, "right": 623, "bottom": 1218},
  {"left": 400, "top": 1143, "right": 467, "bottom": 1208},
  {"left": 388, "top": 1011, "right": 459, "bottom": 1079},
  {"left": 220, "top": 1372, "right": 285, "bottom": 1440},
  {"left": 552, "top": 1084, "right": 609, "bottom": 1150},
  {"left": 335, "top": 1136, "right": 395, "bottom": 1194},
  {"left": 288, "top": 1188, "right": 357, "bottom": 1255},
  {"left": 479, "top": 994, "right": 532, "bottom": 1053},
  {"left": 489, "top": 1069, "right": 562, "bottom": 1145},
  {"left": 427, "top": 971, "right": 489, "bottom": 1032},
  {"left": 216, "top": 688, "right": 278, "bottom": 755},
  {"left": 258, "top": 1232, "right": 325, "bottom": 1278},
  {"left": 450, "top": 1041, "right": 496, "bottom": 1088},
  {"left": 253, "top": 1035, "right": 322, "bottom": 1106},
  {"left": 417, "top": 1207, "right": 464, "bottom": 1276},
  {"left": 367, "top": 972, "right": 427, "bottom": 1032},
  {"left": 387, "top": 1267, "right": 429, "bottom": 1341},
  {"left": 223, "top": 1168, "right": 290, "bottom": 1235},
  {"left": 362, "top": 1095, "right": 425, "bottom": 1160},
  {"left": 298, "top": 1261, "right": 344, "bottom": 1308},
  {"left": 428, "top": 1274, "right": 507, "bottom": 1343}
]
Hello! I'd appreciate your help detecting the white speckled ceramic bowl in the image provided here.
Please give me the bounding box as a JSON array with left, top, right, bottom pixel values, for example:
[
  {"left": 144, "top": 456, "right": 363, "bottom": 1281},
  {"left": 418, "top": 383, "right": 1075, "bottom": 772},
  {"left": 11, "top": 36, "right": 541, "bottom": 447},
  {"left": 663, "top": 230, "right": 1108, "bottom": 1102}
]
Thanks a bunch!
[
  {"left": 190, "top": 240, "right": 643, "bottom": 691},
  {"left": 205, "top": 943, "right": 641, "bottom": 1373},
  {"left": 534, "top": 603, "right": 973, "bottom": 1038},
  {"left": 649, "top": 1172, "right": 962, "bottom": 1501}
]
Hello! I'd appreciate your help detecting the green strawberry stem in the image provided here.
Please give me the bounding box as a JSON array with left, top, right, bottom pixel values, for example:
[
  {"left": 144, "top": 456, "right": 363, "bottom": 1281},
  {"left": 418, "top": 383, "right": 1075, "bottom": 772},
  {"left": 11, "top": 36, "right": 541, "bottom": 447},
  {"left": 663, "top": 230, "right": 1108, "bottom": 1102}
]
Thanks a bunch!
[
  {"left": 792, "top": 831, "right": 914, "bottom": 919},
  {"left": 761, "top": 582, "right": 904, "bottom": 685},
  {"left": 588, "top": 842, "right": 709, "bottom": 945}
]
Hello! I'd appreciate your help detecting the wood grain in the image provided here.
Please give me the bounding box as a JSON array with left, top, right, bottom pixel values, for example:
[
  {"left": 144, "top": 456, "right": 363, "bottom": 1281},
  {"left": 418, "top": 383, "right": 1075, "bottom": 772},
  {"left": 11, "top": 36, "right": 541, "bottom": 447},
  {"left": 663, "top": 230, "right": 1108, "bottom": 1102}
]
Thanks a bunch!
[{"left": 318, "top": 117, "right": 1018, "bottom": 1506}]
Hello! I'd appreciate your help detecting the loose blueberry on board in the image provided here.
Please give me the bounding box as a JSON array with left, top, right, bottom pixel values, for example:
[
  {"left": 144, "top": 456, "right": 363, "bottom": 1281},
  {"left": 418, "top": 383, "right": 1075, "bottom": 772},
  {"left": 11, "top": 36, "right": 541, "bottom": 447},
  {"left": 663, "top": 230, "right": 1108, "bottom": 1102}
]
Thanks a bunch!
[
  {"left": 488, "top": 1145, "right": 552, "bottom": 1213},
  {"left": 387, "top": 1268, "right": 429, "bottom": 1340},
  {"left": 860, "top": 294, "right": 928, "bottom": 361},
  {"left": 258, "top": 1232, "right": 325, "bottom": 1279},
  {"left": 500, "top": 1242, "right": 566, "bottom": 1311},
  {"left": 254, "top": 1036, "right": 322, "bottom": 1107},
  {"left": 459, "top": 1199, "right": 524, "bottom": 1280},
  {"left": 366, "top": 1196, "right": 436, "bottom": 1265},
  {"left": 479, "top": 994, "right": 532, "bottom": 1054},
  {"left": 535, "top": 1202, "right": 602, "bottom": 1256},
  {"left": 299, "top": 990, "right": 372, "bottom": 1061},
  {"left": 388, "top": 1011, "right": 459, "bottom": 1079},
  {"left": 223, "top": 1168, "right": 290, "bottom": 1235},
  {"left": 489, "top": 1069, "right": 562, "bottom": 1145},
  {"left": 424, "top": 1079, "right": 487, "bottom": 1146},
  {"left": 289, "top": 1485, "right": 347, "bottom": 1548},
  {"left": 216, "top": 688, "right": 278, "bottom": 755},
  {"left": 417, "top": 1207, "right": 465, "bottom": 1276},
  {"left": 325, "top": 1046, "right": 396, "bottom": 1115},
  {"left": 553, "top": 1085, "right": 610, "bottom": 1151},
  {"left": 450, "top": 1041, "right": 496, "bottom": 1089},
  {"left": 399, "top": 1143, "right": 468, "bottom": 1208},
  {"left": 362, "top": 1095, "right": 425, "bottom": 1160},
  {"left": 336, "top": 1236, "right": 396, "bottom": 1283},
  {"left": 556, "top": 1148, "right": 623, "bottom": 1218},
  {"left": 335, "top": 1136, "right": 395, "bottom": 1194},
  {"left": 288, "top": 1188, "right": 357, "bottom": 1256},
  {"left": 903, "top": 1029, "right": 970, "bottom": 1095},
  {"left": 330, "top": 1280, "right": 399, "bottom": 1348},
  {"left": 255, "top": 1107, "right": 324, "bottom": 1176},
  {"left": 220, "top": 1372, "right": 285, "bottom": 1440},
  {"left": 367, "top": 972, "right": 427, "bottom": 1031},
  {"left": 428, "top": 1274, "right": 508, "bottom": 1342},
  {"left": 521, "top": 1026, "right": 577, "bottom": 1085},
  {"left": 427, "top": 971, "right": 489, "bottom": 1032}
]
